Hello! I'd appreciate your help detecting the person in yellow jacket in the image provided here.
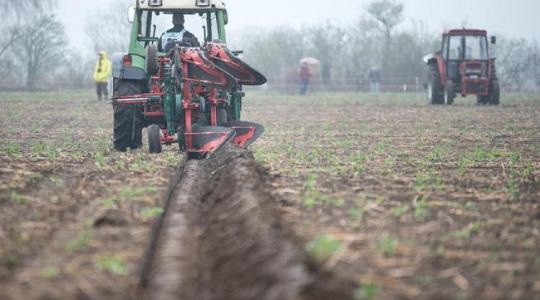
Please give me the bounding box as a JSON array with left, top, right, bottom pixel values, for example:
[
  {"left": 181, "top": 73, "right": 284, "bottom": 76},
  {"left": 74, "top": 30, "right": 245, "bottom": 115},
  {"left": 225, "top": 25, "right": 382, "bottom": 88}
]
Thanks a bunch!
[{"left": 93, "top": 51, "right": 112, "bottom": 101}]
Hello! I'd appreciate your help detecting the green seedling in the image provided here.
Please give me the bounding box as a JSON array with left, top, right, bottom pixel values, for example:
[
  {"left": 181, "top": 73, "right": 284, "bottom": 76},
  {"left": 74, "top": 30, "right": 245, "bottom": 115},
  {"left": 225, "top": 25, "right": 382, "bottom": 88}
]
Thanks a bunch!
[
  {"left": 66, "top": 231, "right": 92, "bottom": 253},
  {"left": 354, "top": 283, "right": 381, "bottom": 300},
  {"left": 97, "top": 256, "right": 129, "bottom": 275},
  {"left": 3, "top": 142, "right": 22, "bottom": 158},
  {"left": 451, "top": 222, "right": 481, "bottom": 239},
  {"left": 391, "top": 205, "right": 409, "bottom": 217},
  {"left": 94, "top": 151, "right": 107, "bottom": 168},
  {"left": 140, "top": 207, "right": 164, "bottom": 218},
  {"left": 41, "top": 266, "right": 61, "bottom": 280},
  {"left": 9, "top": 191, "right": 27, "bottom": 204},
  {"left": 376, "top": 233, "right": 398, "bottom": 257},
  {"left": 306, "top": 234, "right": 342, "bottom": 264},
  {"left": 413, "top": 196, "right": 430, "bottom": 220}
]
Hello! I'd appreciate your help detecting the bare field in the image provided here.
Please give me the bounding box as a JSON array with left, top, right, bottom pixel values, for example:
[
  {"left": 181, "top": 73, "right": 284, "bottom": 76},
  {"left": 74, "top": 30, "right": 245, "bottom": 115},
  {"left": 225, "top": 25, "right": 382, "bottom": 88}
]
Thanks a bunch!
[
  {"left": 0, "top": 90, "right": 539, "bottom": 299},
  {"left": 247, "top": 92, "right": 540, "bottom": 299},
  {"left": 0, "top": 91, "right": 182, "bottom": 299}
]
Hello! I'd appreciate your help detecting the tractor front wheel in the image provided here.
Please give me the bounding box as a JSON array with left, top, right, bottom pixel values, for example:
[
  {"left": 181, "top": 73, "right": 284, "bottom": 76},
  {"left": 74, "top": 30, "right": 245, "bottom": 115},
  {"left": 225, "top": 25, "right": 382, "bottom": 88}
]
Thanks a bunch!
[
  {"left": 489, "top": 80, "right": 500, "bottom": 105},
  {"left": 113, "top": 80, "right": 144, "bottom": 151},
  {"left": 147, "top": 124, "right": 162, "bottom": 154}
]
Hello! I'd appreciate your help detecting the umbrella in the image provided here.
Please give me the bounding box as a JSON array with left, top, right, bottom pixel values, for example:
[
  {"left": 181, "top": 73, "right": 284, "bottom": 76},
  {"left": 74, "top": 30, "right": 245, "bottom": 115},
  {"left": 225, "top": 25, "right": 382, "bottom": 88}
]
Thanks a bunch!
[{"left": 299, "top": 57, "right": 320, "bottom": 66}]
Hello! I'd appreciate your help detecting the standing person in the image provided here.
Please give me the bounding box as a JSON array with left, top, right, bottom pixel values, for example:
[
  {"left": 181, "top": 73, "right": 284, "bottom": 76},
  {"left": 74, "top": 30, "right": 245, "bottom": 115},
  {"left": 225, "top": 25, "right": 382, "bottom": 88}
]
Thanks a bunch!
[
  {"left": 93, "top": 51, "right": 111, "bottom": 101},
  {"left": 369, "top": 66, "right": 381, "bottom": 93},
  {"left": 300, "top": 62, "right": 311, "bottom": 95}
]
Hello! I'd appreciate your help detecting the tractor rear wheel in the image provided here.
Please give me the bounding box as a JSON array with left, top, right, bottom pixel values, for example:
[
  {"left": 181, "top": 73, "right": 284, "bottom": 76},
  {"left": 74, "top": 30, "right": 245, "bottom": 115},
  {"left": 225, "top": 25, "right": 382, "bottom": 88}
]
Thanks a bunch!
[
  {"left": 147, "top": 124, "right": 162, "bottom": 154},
  {"left": 427, "top": 64, "right": 443, "bottom": 105},
  {"left": 489, "top": 80, "right": 500, "bottom": 105},
  {"left": 444, "top": 80, "right": 455, "bottom": 105},
  {"left": 113, "top": 80, "right": 144, "bottom": 151}
]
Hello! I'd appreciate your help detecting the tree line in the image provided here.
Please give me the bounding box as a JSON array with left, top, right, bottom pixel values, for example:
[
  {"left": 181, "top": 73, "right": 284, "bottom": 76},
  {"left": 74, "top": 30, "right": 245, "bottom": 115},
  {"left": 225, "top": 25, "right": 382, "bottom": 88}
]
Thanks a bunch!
[
  {"left": 238, "top": 0, "right": 540, "bottom": 92},
  {"left": 0, "top": 0, "right": 538, "bottom": 91}
]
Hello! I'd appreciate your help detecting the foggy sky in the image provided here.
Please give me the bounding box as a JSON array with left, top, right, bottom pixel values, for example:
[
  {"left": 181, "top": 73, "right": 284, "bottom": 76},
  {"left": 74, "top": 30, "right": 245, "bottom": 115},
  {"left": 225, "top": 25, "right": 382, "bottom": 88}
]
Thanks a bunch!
[{"left": 58, "top": 0, "right": 539, "bottom": 53}]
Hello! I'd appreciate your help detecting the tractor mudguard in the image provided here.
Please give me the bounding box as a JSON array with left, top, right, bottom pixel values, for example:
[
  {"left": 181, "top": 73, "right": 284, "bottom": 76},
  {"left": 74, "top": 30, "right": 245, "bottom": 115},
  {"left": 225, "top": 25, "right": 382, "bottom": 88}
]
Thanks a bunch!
[
  {"left": 206, "top": 43, "right": 267, "bottom": 86},
  {"left": 179, "top": 48, "right": 238, "bottom": 90},
  {"left": 112, "top": 53, "right": 146, "bottom": 81}
]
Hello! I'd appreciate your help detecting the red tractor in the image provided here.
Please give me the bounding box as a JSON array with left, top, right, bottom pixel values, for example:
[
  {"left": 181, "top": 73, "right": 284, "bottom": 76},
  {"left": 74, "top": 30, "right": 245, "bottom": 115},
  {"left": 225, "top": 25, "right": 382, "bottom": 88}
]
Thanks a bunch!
[{"left": 424, "top": 29, "right": 500, "bottom": 105}]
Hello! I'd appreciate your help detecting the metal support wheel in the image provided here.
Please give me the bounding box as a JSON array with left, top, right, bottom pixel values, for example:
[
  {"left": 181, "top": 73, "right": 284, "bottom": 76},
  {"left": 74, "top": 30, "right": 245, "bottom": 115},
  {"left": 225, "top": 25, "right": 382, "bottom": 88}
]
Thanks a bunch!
[{"left": 148, "top": 124, "right": 163, "bottom": 154}]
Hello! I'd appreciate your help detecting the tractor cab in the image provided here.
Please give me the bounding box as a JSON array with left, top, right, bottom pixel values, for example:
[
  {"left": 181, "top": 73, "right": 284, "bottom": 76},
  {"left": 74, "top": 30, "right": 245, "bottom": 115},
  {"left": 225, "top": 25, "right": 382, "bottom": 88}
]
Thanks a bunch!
[
  {"left": 130, "top": 0, "right": 229, "bottom": 53},
  {"left": 442, "top": 30, "right": 491, "bottom": 94},
  {"left": 424, "top": 29, "right": 500, "bottom": 105}
]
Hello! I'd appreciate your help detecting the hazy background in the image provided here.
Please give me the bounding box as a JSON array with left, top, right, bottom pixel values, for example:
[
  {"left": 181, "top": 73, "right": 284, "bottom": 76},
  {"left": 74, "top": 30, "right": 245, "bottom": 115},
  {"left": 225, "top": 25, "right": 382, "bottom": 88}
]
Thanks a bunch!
[
  {"left": 1, "top": 0, "right": 539, "bottom": 91},
  {"left": 58, "top": 0, "right": 539, "bottom": 51}
]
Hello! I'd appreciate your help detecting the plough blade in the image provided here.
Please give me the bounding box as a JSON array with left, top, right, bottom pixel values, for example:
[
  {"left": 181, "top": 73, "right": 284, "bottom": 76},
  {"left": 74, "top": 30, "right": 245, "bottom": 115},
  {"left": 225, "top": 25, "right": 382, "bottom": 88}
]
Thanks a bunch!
[
  {"left": 187, "top": 126, "right": 236, "bottom": 159},
  {"left": 222, "top": 121, "right": 265, "bottom": 148}
]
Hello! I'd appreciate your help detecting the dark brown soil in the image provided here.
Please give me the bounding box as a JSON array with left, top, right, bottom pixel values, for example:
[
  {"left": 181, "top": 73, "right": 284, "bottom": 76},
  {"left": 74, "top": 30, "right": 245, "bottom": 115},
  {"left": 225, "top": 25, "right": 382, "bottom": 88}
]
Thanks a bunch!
[{"left": 144, "top": 148, "right": 356, "bottom": 300}]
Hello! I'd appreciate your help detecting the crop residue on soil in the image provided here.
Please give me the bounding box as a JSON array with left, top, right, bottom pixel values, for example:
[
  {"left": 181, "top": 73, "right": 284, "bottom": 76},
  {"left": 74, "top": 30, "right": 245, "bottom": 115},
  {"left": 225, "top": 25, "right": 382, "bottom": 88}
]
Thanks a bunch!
[{"left": 145, "top": 149, "right": 355, "bottom": 300}]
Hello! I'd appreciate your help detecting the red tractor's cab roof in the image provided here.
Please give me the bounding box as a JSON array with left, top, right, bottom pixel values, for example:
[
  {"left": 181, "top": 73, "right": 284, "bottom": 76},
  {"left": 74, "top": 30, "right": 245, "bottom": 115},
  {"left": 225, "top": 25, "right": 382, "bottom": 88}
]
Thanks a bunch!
[{"left": 443, "top": 29, "right": 487, "bottom": 37}]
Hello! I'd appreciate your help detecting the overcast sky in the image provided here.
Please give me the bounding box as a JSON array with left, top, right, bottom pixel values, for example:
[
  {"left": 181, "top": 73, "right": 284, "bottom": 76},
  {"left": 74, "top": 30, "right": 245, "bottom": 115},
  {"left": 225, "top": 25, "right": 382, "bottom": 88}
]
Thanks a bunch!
[{"left": 58, "top": 0, "right": 539, "bottom": 52}]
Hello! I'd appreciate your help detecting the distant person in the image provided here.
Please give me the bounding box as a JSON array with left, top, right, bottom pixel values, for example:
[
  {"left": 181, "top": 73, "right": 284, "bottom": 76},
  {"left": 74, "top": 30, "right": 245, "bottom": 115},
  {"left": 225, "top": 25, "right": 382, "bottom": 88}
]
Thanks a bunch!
[
  {"left": 300, "top": 62, "right": 311, "bottom": 95},
  {"left": 369, "top": 67, "right": 381, "bottom": 93},
  {"left": 160, "top": 13, "right": 199, "bottom": 51},
  {"left": 93, "top": 51, "right": 111, "bottom": 101}
]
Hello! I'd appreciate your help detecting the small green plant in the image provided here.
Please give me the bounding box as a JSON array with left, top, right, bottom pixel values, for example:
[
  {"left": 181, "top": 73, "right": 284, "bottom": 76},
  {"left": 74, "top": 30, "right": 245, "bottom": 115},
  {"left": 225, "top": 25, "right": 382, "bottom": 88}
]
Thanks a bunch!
[
  {"left": 510, "top": 151, "right": 522, "bottom": 164},
  {"left": 451, "top": 222, "right": 481, "bottom": 239},
  {"left": 413, "top": 196, "right": 430, "bottom": 220},
  {"left": 9, "top": 191, "right": 27, "bottom": 204},
  {"left": 140, "top": 207, "right": 164, "bottom": 218},
  {"left": 306, "top": 234, "right": 342, "bottom": 264},
  {"left": 94, "top": 151, "right": 107, "bottom": 168},
  {"left": 354, "top": 283, "right": 380, "bottom": 300},
  {"left": 376, "top": 233, "right": 398, "bottom": 257},
  {"left": 352, "top": 152, "right": 367, "bottom": 174},
  {"left": 101, "top": 198, "right": 117, "bottom": 209},
  {"left": 505, "top": 171, "right": 520, "bottom": 200},
  {"left": 41, "top": 266, "right": 60, "bottom": 279},
  {"left": 426, "top": 144, "right": 450, "bottom": 163},
  {"left": 414, "top": 170, "right": 444, "bottom": 192},
  {"left": 96, "top": 256, "right": 129, "bottom": 275},
  {"left": 66, "top": 231, "right": 92, "bottom": 253},
  {"left": 119, "top": 186, "right": 157, "bottom": 200},
  {"left": 348, "top": 208, "right": 364, "bottom": 221},
  {"left": 391, "top": 205, "right": 409, "bottom": 217},
  {"left": 3, "top": 142, "right": 22, "bottom": 158}
]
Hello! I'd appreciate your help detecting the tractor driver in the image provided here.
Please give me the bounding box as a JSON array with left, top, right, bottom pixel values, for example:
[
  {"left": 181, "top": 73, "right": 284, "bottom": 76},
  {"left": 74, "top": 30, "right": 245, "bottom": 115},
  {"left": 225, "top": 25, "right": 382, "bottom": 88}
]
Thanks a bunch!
[{"left": 160, "top": 13, "right": 200, "bottom": 51}]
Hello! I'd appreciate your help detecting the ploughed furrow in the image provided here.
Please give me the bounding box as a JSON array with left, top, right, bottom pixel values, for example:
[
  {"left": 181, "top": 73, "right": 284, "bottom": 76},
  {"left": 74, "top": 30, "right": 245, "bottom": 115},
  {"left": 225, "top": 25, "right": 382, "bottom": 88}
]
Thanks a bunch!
[{"left": 141, "top": 149, "right": 355, "bottom": 300}]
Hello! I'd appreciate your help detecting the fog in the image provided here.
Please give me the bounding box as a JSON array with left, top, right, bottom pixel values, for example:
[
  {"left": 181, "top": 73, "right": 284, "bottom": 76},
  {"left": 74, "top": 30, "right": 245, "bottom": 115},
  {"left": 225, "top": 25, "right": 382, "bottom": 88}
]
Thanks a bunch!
[{"left": 58, "top": 0, "right": 539, "bottom": 52}]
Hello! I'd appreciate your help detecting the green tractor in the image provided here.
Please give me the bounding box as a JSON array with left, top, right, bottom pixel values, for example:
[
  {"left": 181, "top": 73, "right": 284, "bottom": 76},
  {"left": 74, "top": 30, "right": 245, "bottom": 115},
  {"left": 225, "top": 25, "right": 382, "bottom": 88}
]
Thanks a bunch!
[{"left": 111, "top": 0, "right": 266, "bottom": 159}]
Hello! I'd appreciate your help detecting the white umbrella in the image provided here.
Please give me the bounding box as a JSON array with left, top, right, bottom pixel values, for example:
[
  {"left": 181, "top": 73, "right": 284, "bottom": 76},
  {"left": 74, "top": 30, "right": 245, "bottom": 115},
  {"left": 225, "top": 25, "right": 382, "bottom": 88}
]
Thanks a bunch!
[{"left": 299, "top": 57, "right": 320, "bottom": 65}]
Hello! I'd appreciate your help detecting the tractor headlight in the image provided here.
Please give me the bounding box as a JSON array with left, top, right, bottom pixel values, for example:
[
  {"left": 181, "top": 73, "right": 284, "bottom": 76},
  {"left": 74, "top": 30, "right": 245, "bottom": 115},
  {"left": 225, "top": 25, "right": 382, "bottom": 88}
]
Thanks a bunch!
[
  {"left": 196, "top": 0, "right": 210, "bottom": 7},
  {"left": 148, "top": 0, "right": 162, "bottom": 7}
]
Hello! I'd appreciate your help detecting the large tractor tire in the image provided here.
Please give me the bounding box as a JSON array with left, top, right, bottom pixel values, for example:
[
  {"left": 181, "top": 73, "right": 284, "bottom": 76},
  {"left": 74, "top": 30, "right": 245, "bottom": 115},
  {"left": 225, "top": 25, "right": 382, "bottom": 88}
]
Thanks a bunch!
[
  {"left": 489, "top": 80, "right": 500, "bottom": 105},
  {"left": 427, "top": 64, "right": 444, "bottom": 105},
  {"left": 477, "top": 95, "right": 489, "bottom": 105},
  {"left": 444, "top": 80, "right": 455, "bottom": 105},
  {"left": 113, "top": 80, "right": 144, "bottom": 151}
]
